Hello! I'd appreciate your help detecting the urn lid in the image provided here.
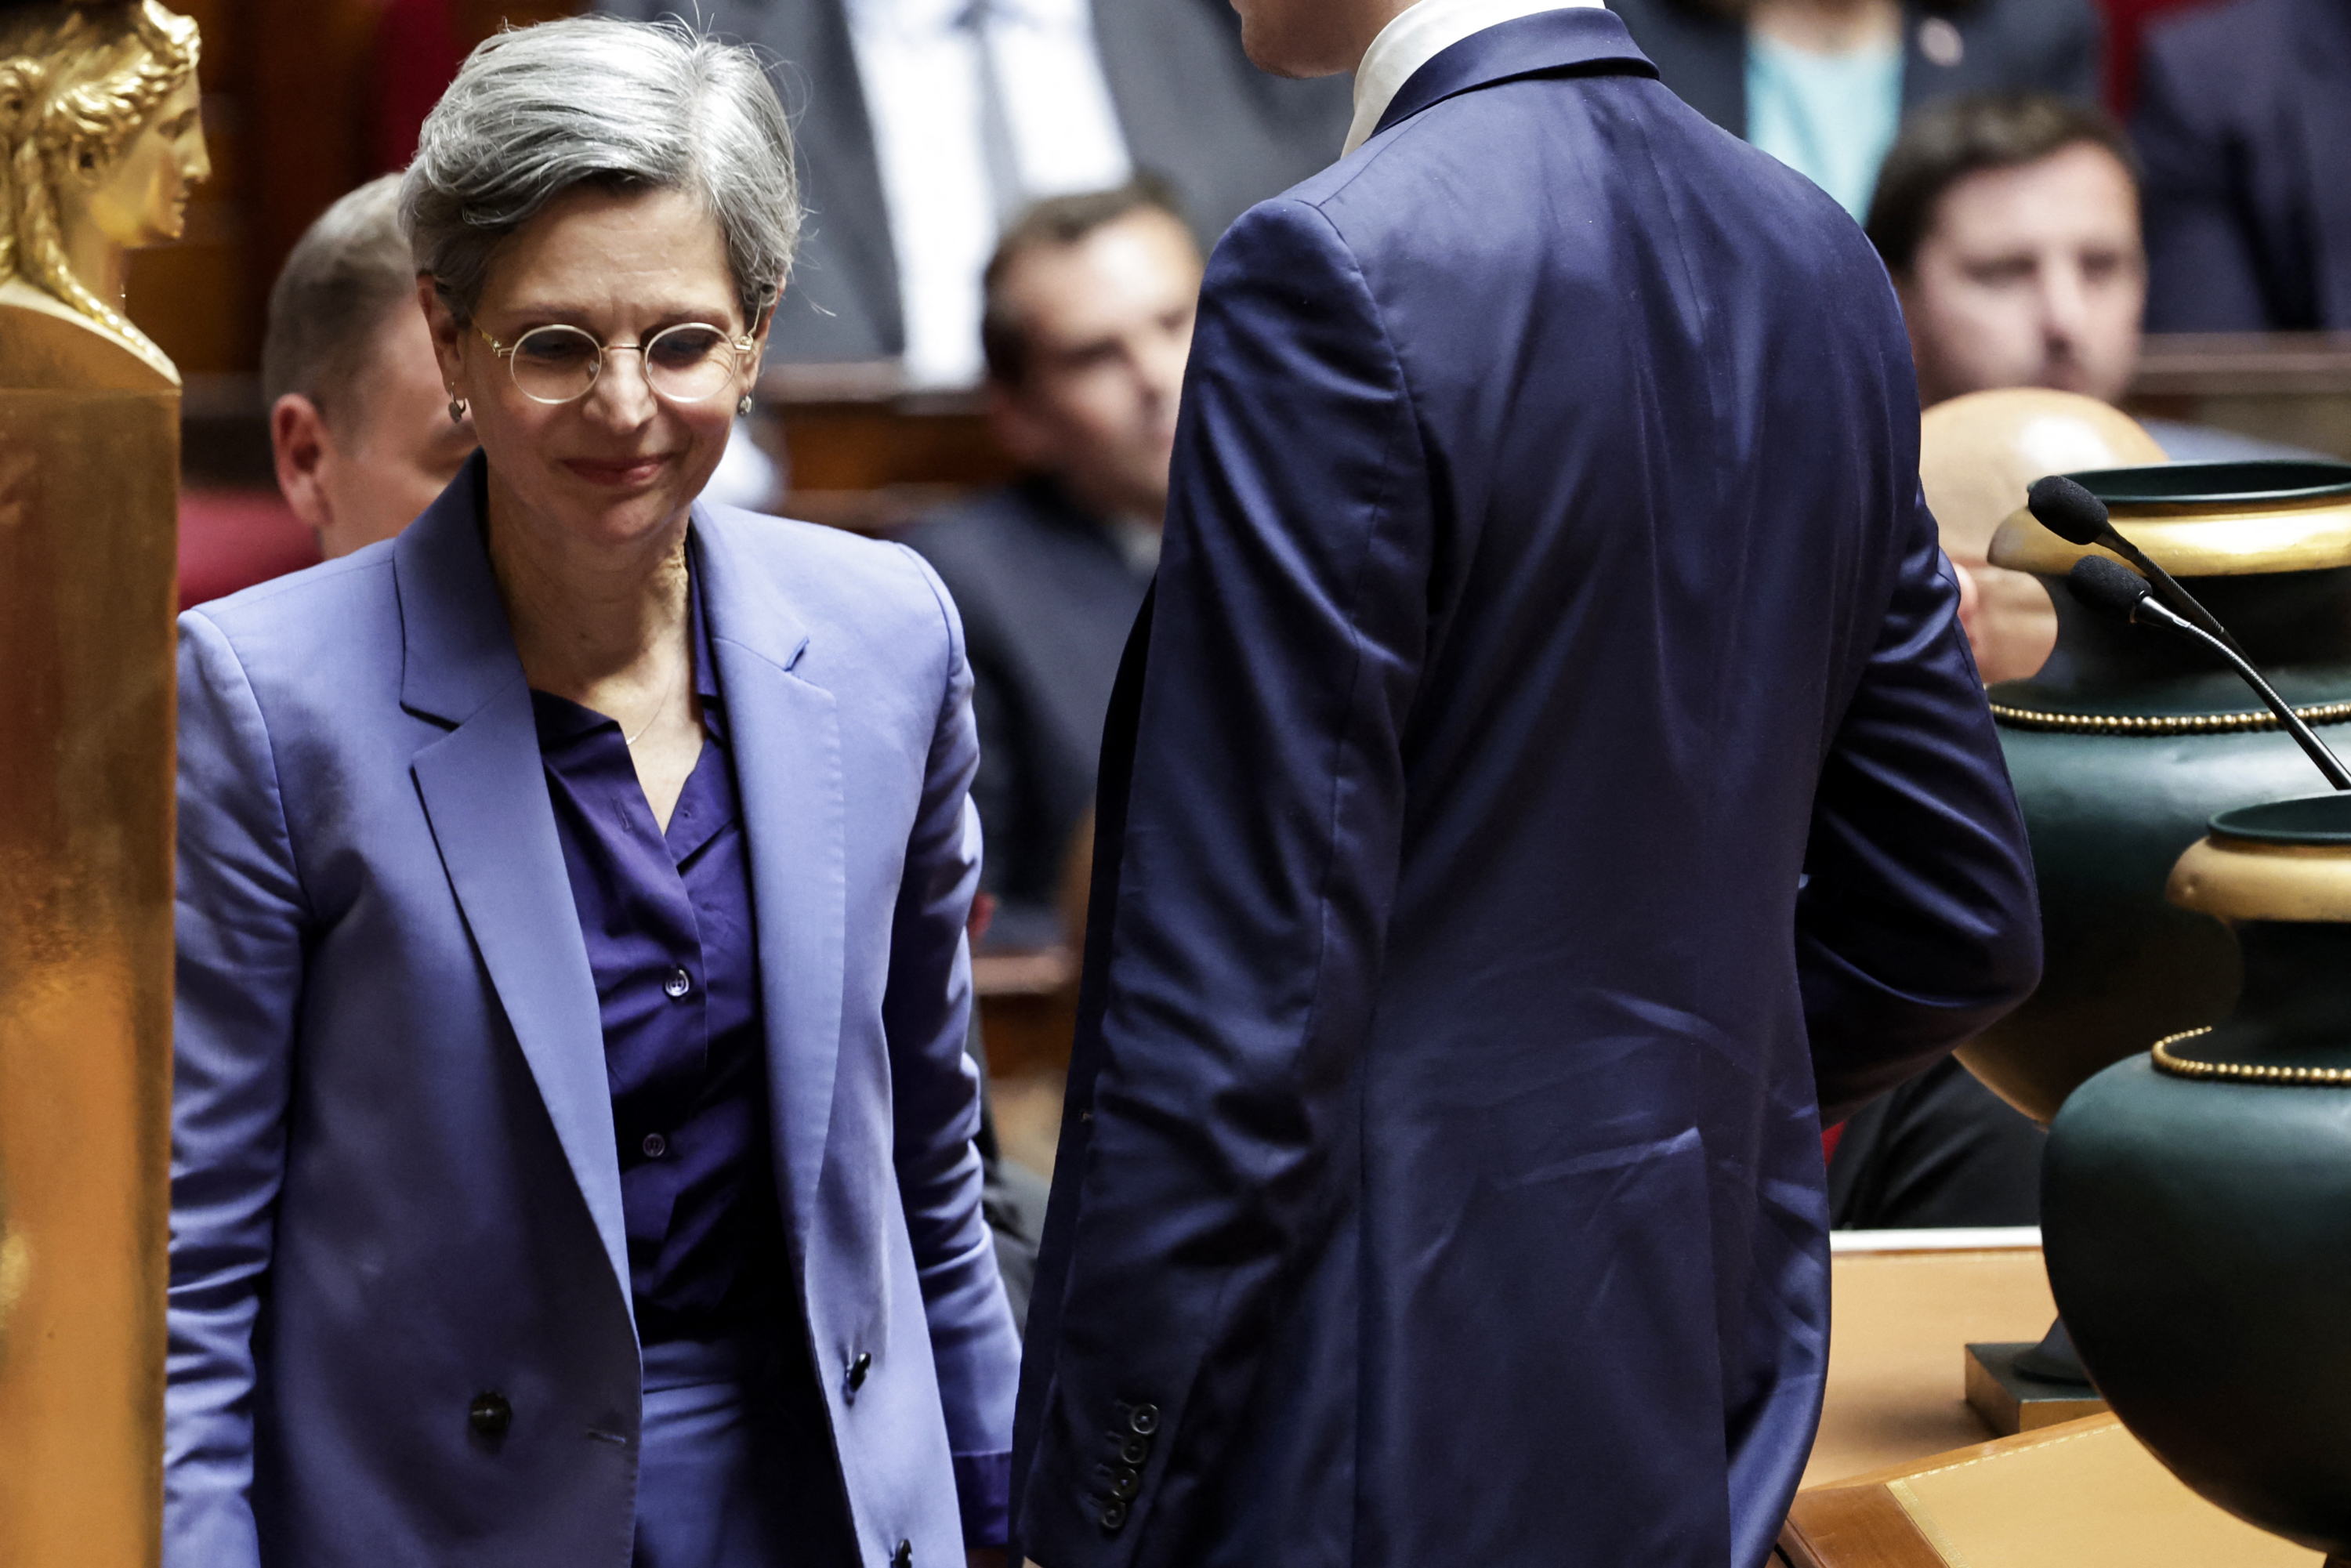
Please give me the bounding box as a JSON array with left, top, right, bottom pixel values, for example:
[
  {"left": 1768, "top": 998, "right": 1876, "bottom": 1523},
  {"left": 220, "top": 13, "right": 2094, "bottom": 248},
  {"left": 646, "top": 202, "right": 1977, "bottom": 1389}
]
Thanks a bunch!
[
  {"left": 1990, "top": 460, "right": 2351, "bottom": 578},
  {"left": 2168, "top": 794, "right": 2351, "bottom": 922}
]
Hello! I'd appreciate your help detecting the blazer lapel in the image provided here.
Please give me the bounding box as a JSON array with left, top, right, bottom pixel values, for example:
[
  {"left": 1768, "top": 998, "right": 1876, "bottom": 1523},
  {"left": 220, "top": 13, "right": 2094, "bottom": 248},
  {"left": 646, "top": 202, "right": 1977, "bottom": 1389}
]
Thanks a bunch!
[
  {"left": 395, "top": 458, "right": 634, "bottom": 1326},
  {"left": 1371, "top": 6, "right": 1658, "bottom": 144},
  {"left": 692, "top": 511, "right": 846, "bottom": 1248}
]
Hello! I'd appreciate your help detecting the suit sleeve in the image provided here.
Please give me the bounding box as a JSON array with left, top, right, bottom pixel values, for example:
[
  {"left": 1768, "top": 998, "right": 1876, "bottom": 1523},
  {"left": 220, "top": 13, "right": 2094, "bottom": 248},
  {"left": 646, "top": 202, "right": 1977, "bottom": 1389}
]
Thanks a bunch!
[
  {"left": 2134, "top": 37, "right": 2276, "bottom": 332},
  {"left": 885, "top": 545, "right": 1023, "bottom": 1548},
  {"left": 164, "top": 611, "right": 307, "bottom": 1568},
  {"left": 1799, "top": 488, "right": 2043, "bottom": 1126},
  {"left": 1015, "top": 198, "right": 1428, "bottom": 1566}
]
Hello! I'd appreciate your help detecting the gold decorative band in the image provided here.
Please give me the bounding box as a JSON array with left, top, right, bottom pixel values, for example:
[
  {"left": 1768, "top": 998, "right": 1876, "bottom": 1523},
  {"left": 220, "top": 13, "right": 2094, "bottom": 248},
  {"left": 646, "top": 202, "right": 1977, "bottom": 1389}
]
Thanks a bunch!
[
  {"left": 2149, "top": 1026, "right": 2351, "bottom": 1085},
  {"left": 1990, "top": 699, "right": 2351, "bottom": 735}
]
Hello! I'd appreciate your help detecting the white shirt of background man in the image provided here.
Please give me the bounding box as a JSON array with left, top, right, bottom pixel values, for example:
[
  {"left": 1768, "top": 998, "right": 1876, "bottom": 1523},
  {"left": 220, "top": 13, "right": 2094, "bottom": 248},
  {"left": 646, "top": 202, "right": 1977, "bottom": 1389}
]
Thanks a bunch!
[
  {"left": 1345, "top": 0, "right": 1599, "bottom": 155},
  {"left": 846, "top": 0, "right": 1134, "bottom": 387}
]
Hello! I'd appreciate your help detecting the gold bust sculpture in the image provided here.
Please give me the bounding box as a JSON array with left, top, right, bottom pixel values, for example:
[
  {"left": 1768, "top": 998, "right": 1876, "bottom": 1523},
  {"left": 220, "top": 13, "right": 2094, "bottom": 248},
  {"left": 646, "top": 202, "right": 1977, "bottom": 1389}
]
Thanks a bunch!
[{"left": 0, "top": 0, "right": 205, "bottom": 386}]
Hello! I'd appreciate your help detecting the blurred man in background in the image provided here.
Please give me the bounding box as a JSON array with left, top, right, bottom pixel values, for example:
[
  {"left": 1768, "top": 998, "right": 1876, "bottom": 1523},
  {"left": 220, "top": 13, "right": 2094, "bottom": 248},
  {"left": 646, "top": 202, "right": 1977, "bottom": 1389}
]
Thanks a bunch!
[
  {"left": 599, "top": 0, "right": 1345, "bottom": 385},
  {"left": 263, "top": 175, "right": 476, "bottom": 562},
  {"left": 1867, "top": 92, "right": 2315, "bottom": 463},
  {"left": 907, "top": 182, "right": 1197, "bottom": 950}
]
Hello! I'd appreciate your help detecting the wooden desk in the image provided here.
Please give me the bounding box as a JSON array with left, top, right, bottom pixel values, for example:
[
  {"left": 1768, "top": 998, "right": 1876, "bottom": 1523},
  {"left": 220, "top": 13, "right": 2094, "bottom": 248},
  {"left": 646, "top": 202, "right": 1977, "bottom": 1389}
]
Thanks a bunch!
[
  {"left": 1806, "top": 1233, "right": 2057, "bottom": 1488},
  {"left": 1784, "top": 1414, "right": 2317, "bottom": 1568},
  {"left": 2127, "top": 332, "right": 2351, "bottom": 460}
]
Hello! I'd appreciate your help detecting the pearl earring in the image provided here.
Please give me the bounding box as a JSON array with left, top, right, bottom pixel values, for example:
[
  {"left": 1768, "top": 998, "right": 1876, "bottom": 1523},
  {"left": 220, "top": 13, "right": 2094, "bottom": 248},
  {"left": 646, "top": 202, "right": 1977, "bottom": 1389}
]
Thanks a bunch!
[{"left": 737, "top": 394, "right": 754, "bottom": 417}]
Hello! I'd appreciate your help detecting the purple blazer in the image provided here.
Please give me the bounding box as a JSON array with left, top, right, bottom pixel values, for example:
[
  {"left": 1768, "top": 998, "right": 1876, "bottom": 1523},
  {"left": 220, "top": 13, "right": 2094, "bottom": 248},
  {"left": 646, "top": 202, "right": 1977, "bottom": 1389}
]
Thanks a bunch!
[{"left": 166, "top": 457, "right": 1018, "bottom": 1566}]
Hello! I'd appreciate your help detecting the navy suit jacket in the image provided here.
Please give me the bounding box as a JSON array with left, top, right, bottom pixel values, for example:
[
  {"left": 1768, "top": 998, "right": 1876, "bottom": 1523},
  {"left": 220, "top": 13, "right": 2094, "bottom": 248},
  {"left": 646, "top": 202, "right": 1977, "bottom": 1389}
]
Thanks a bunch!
[
  {"left": 1011, "top": 13, "right": 2041, "bottom": 1568},
  {"left": 907, "top": 480, "right": 1156, "bottom": 943},
  {"left": 166, "top": 460, "right": 1020, "bottom": 1566},
  {"left": 2136, "top": 0, "right": 2351, "bottom": 332}
]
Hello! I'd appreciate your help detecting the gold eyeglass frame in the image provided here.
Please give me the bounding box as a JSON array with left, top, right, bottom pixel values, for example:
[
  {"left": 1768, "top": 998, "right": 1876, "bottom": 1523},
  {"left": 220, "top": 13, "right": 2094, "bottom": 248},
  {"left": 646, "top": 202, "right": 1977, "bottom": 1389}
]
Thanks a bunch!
[{"left": 472, "top": 320, "right": 759, "bottom": 405}]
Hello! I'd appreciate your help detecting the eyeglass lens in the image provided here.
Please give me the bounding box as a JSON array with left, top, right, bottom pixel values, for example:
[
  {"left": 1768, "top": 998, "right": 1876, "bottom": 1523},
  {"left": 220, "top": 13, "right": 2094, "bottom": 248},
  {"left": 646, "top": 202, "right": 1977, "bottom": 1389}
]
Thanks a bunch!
[{"left": 507, "top": 323, "right": 741, "bottom": 405}]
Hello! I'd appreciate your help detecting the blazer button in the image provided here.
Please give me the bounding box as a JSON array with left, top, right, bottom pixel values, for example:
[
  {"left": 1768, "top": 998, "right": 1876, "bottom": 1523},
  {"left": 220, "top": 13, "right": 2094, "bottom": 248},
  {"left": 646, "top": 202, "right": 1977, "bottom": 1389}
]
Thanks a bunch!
[
  {"left": 1099, "top": 1499, "right": 1128, "bottom": 1531},
  {"left": 1107, "top": 1465, "right": 1141, "bottom": 1500},
  {"left": 1118, "top": 1434, "right": 1150, "bottom": 1466},
  {"left": 469, "top": 1391, "right": 512, "bottom": 1439},
  {"left": 1127, "top": 1403, "right": 1160, "bottom": 1436},
  {"left": 846, "top": 1351, "right": 872, "bottom": 1397},
  {"left": 892, "top": 1540, "right": 912, "bottom": 1568}
]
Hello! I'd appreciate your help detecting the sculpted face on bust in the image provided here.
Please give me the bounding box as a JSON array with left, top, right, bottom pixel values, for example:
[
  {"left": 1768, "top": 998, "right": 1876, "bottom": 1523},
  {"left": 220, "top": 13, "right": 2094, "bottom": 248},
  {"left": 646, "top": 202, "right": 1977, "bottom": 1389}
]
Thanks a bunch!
[
  {"left": 75, "top": 71, "right": 208, "bottom": 255},
  {"left": 0, "top": 1, "right": 205, "bottom": 381}
]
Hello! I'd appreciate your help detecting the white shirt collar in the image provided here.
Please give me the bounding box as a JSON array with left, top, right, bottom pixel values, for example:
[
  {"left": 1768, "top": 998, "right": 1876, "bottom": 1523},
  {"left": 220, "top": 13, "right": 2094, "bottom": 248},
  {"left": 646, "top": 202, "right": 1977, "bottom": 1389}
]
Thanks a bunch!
[{"left": 1344, "top": 0, "right": 1600, "bottom": 155}]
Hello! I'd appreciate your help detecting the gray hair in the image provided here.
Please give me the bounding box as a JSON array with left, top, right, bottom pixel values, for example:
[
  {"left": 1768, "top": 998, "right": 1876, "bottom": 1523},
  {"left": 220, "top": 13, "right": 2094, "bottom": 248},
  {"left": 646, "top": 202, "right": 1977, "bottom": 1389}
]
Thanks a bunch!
[
  {"left": 261, "top": 174, "right": 415, "bottom": 420},
  {"left": 399, "top": 15, "right": 798, "bottom": 329}
]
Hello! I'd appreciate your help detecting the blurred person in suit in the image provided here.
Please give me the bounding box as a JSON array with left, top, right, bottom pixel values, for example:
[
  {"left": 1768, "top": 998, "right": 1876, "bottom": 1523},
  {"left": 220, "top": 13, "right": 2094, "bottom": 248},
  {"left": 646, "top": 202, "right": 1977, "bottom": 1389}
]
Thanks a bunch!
[
  {"left": 1009, "top": 2, "right": 2041, "bottom": 1563},
  {"left": 264, "top": 176, "right": 480, "bottom": 562},
  {"left": 596, "top": 0, "right": 1347, "bottom": 385},
  {"left": 2135, "top": 0, "right": 2351, "bottom": 332},
  {"left": 266, "top": 175, "right": 778, "bottom": 566},
  {"left": 1605, "top": 0, "right": 2100, "bottom": 218},
  {"left": 905, "top": 183, "right": 1196, "bottom": 952}
]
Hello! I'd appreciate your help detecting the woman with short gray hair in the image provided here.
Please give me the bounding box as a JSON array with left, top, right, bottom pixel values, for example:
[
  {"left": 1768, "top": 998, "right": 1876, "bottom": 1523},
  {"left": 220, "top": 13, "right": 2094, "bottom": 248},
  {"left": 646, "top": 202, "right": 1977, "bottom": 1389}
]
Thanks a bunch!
[{"left": 166, "top": 17, "right": 1017, "bottom": 1568}]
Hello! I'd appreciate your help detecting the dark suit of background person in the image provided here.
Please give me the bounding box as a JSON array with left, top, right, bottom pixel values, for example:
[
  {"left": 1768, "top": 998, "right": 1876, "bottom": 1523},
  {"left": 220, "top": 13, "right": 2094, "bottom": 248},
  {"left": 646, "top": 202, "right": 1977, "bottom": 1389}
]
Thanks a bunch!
[
  {"left": 2135, "top": 0, "right": 2351, "bottom": 331},
  {"left": 167, "top": 466, "right": 1018, "bottom": 1565},
  {"left": 1009, "top": 9, "right": 2042, "bottom": 1566},
  {"left": 596, "top": 0, "right": 1350, "bottom": 364},
  {"left": 907, "top": 482, "right": 1153, "bottom": 950},
  {"left": 1605, "top": 0, "right": 2101, "bottom": 138}
]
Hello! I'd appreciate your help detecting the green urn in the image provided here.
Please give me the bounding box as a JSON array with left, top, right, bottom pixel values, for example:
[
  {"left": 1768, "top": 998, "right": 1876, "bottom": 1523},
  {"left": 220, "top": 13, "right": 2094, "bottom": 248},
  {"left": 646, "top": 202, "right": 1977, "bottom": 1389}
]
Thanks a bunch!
[
  {"left": 1959, "top": 460, "right": 2351, "bottom": 1124},
  {"left": 2044, "top": 794, "right": 2351, "bottom": 1559}
]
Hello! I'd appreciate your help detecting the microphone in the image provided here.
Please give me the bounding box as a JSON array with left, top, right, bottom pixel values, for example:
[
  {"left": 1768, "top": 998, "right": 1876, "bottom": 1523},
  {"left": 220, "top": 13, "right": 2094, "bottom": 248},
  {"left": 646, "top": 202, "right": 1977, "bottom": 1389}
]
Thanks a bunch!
[
  {"left": 2067, "top": 556, "right": 2351, "bottom": 791},
  {"left": 2029, "top": 476, "right": 2249, "bottom": 661}
]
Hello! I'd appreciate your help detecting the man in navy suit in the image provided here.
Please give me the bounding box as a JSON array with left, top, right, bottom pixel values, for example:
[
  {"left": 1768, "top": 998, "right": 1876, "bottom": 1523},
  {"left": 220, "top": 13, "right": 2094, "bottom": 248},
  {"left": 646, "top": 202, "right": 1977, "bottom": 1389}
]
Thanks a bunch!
[{"left": 1010, "top": 2, "right": 2042, "bottom": 1564}]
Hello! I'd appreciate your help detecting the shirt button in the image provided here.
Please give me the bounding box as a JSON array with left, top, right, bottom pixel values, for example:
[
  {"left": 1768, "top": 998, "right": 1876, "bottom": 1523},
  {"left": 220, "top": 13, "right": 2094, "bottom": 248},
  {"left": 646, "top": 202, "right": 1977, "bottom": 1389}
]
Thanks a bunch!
[
  {"left": 663, "top": 967, "right": 692, "bottom": 999},
  {"left": 642, "top": 1133, "right": 667, "bottom": 1159}
]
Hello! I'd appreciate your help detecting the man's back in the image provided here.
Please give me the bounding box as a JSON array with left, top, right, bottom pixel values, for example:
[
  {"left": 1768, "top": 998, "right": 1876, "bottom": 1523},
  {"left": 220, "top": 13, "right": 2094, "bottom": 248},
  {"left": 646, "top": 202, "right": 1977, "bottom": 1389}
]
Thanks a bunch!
[{"left": 1014, "top": 13, "right": 2041, "bottom": 1567}]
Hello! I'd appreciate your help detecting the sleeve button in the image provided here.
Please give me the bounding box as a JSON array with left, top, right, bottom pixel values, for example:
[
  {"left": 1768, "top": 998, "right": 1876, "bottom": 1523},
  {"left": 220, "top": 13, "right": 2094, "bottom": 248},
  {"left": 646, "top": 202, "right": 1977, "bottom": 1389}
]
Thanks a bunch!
[
  {"left": 1118, "top": 1435, "right": 1150, "bottom": 1465},
  {"left": 1107, "top": 1465, "right": 1141, "bottom": 1500},
  {"left": 1127, "top": 1403, "right": 1160, "bottom": 1436},
  {"left": 1099, "top": 1500, "right": 1128, "bottom": 1530}
]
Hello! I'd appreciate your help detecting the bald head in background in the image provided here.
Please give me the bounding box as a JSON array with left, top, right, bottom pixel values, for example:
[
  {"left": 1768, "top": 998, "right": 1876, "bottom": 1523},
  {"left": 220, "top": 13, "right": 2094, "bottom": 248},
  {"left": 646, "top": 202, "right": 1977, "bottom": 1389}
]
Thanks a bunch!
[{"left": 264, "top": 175, "right": 476, "bottom": 559}]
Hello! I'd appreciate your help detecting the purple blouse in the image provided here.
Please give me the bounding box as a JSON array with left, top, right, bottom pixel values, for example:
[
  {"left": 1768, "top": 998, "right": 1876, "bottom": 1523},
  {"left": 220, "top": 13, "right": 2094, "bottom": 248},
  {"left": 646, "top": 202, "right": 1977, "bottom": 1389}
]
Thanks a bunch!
[{"left": 531, "top": 581, "right": 787, "bottom": 1345}]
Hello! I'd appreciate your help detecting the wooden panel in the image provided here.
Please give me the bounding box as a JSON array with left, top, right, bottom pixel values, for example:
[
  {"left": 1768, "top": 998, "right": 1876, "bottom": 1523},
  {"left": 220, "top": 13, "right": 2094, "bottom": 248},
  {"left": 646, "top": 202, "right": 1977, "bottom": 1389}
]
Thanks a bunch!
[
  {"left": 1782, "top": 1483, "right": 1947, "bottom": 1568},
  {"left": 2125, "top": 332, "right": 2351, "bottom": 461}
]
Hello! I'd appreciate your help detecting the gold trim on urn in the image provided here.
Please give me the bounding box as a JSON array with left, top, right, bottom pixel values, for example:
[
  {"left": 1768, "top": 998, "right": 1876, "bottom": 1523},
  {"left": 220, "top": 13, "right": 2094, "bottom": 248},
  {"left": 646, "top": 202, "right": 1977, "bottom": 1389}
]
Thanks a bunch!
[{"left": 1988, "top": 492, "right": 2351, "bottom": 578}]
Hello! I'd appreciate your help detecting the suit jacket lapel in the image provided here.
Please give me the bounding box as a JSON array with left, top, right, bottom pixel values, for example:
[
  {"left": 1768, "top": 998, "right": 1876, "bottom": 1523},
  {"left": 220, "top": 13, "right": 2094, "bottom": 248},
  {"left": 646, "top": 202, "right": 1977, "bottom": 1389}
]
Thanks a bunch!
[
  {"left": 1371, "top": 6, "right": 1658, "bottom": 145},
  {"left": 395, "top": 457, "right": 635, "bottom": 1327},
  {"left": 692, "top": 511, "right": 845, "bottom": 1247}
]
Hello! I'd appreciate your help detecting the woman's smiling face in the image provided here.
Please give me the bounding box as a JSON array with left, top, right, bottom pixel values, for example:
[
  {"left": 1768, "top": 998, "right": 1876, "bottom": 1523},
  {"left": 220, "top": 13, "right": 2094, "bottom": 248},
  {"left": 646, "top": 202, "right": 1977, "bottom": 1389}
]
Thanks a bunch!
[{"left": 425, "top": 183, "right": 769, "bottom": 555}]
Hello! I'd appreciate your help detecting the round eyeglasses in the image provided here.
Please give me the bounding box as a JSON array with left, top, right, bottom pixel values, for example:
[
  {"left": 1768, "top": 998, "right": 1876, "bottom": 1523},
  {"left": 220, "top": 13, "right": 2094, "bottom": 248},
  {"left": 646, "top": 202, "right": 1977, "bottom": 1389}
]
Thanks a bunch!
[{"left": 474, "top": 320, "right": 757, "bottom": 406}]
